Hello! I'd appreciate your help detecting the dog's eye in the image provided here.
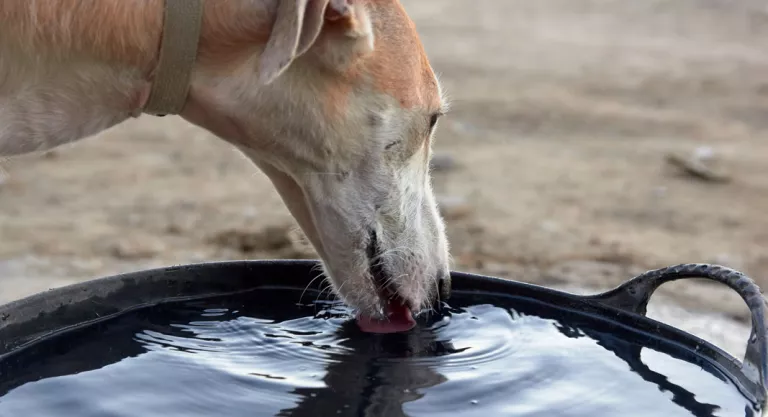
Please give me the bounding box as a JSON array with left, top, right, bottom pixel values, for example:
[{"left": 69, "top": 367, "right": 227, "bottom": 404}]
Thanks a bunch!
[{"left": 428, "top": 113, "right": 440, "bottom": 131}]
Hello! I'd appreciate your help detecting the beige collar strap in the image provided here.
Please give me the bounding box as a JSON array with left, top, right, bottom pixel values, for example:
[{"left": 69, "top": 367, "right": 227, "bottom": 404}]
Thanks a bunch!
[{"left": 143, "top": 0, "right": 205, "bottom": 116}]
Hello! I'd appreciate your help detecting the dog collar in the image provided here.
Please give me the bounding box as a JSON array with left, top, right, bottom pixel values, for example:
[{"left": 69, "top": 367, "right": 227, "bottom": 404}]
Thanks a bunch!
[{"left": 143, "top": 0, "right": 204, "bottom": 117}]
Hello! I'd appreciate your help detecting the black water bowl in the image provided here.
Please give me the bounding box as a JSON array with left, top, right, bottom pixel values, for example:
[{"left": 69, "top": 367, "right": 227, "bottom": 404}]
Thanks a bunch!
[{"left": 0, "top": 261, "right": 765, "bottom": 417}]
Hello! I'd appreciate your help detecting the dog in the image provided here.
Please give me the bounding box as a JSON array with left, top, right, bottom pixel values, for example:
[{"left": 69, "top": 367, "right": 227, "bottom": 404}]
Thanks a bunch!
[{"left": 0, "top": 0, "right": 451, "bottom": 333}]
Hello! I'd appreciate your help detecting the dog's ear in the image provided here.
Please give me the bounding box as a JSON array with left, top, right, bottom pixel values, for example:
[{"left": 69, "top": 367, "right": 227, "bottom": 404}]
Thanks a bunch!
[
  {"left": 258, "top": 0, "right": 373, "bottom": 84},
  {"left": 324, "top": 0, "right": 372, "bottom": 38},
  {"left": 258, "top": 0, "right": 328, "bottom": 85}
]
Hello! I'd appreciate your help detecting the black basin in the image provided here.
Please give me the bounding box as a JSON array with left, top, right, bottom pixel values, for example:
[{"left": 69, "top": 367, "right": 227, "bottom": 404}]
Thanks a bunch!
[{"left": 0, "top": 261, "right": 765, "bottom": 417}]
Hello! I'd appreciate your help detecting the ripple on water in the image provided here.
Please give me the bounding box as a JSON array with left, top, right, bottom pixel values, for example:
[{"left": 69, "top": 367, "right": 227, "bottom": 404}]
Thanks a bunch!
[{"left": 0, "top": 289, "right": 754, "bottom": 417}]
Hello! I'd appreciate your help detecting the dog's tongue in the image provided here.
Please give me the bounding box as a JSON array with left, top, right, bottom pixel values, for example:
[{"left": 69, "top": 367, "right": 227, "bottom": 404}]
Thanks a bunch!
[{"left": 356, "top": 302, "right": 416, "bottom": 334}]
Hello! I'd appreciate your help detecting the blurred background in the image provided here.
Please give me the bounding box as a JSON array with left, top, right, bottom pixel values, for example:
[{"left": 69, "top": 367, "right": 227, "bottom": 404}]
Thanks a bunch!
[{"left": 1, "top": 0, "right": 766, "bottom": 354}]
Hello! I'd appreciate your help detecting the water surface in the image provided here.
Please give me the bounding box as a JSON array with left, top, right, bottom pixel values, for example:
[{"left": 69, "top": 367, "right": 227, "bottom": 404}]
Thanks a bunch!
[{"left": 0, "top": 288, "right": 753, "bottom": 417}]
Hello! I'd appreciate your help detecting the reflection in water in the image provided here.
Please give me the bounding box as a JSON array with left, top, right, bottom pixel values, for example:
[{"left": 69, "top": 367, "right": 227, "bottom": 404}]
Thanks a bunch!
[
  {"left": 551, "top": 322, "right": 722, "bottom": 416},
  {"left": 548, "top": 311, "right": 756, "bottom": 417},
  {"left": 597, "top": 336, "right": 719, "bottom": 416},
  {"left": 282, "top": 319, "right": 456, "bottom": 417},
  {"left": 0, "top": 289, "right": 755, "bottom": 417}
]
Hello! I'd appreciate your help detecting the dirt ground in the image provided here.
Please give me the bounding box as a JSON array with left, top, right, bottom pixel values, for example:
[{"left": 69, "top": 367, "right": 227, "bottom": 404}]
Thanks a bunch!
[{"left": 2, "top": 0, "right": 767, "bottom": 340}]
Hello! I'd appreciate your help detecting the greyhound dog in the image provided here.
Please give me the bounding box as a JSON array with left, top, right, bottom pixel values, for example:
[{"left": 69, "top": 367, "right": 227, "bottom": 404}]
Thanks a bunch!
[{"left": 0, "top": 0, "right": 451, "bottom": 333}]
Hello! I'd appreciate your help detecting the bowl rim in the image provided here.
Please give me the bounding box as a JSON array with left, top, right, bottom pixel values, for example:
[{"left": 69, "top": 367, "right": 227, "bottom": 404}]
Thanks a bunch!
[{"left": 0, "top": 259, "right": 762, "bottom": 411}]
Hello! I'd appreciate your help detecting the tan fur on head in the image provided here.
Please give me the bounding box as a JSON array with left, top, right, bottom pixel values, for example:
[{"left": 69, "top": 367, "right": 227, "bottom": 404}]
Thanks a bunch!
[{"left": 0, "top": 0, "right": 450, "bottom": 319}]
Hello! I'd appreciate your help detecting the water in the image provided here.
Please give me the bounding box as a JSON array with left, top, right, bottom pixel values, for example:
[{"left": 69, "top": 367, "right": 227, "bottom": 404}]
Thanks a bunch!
[{"left": 0, "top": 288, "right": 754, "bottom": 417}]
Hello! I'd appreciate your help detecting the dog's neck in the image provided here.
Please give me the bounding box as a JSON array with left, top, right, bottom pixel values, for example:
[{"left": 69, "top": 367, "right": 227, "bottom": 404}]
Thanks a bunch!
[
  {"left": 0, "top": 0, "right": 278, "bottom": 156},
  {"left": 0, "top": 0, "right": 277, "bottom": 81},
  {"left": 0, "top": 0, "right": 163, "bottom": 75}
]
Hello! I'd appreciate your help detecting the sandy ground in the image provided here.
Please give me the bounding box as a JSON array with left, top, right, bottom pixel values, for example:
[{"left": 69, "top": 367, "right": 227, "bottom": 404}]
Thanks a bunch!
[{"left": 1, "top": 0, "right": 766, "bottom": 356}]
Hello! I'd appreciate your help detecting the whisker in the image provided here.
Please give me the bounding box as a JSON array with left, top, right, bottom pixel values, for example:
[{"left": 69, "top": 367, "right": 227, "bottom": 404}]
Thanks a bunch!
[
  {"left": 331, "top": 281, "right": 346, "bottom": 306},
  {"left": 431, "top": 271, "right": 441, "bottom": 307},
  {"left": 313, "top": 279, "right": 332, "bottom": 313},
  {"left": 320, "top": 282, "right": 335, "bottom": 301},
  {"left": 299, "top": 270, "right": 326, "bottom": 305}
]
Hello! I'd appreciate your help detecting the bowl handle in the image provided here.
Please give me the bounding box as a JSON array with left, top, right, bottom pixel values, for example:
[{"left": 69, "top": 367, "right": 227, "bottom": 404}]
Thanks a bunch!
[{"left": 585, "top": 263, "right": 768, "bottom": 400}]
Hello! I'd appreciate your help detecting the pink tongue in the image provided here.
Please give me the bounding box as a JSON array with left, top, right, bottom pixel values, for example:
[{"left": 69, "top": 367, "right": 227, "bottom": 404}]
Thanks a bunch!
[{"left": 356, "top": 303, "right": 416, "bottom": 334}]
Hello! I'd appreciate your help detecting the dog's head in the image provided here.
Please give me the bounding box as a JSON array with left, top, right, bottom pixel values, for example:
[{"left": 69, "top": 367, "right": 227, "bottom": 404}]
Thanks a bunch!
[{"left": 182, "top": 0, "right": 450, "bottom": 323}]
